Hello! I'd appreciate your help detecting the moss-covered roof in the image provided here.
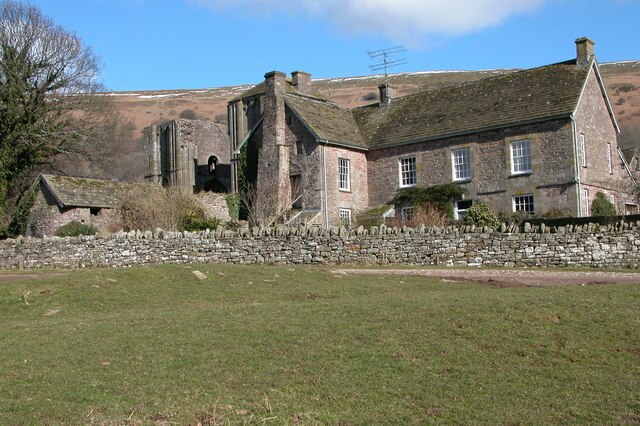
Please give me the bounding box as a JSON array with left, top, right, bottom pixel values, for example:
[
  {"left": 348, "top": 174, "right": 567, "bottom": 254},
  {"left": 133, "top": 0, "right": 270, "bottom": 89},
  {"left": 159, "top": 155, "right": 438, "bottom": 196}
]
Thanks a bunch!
[
  {"left": 353, "top": 60, "right": 590, "bottom": 148},
  {"left": 40, "top": 174, "right": 152, "bottom": 208},
  {"left": 285, "top": 94, "right": 367, "bottom": 149}
]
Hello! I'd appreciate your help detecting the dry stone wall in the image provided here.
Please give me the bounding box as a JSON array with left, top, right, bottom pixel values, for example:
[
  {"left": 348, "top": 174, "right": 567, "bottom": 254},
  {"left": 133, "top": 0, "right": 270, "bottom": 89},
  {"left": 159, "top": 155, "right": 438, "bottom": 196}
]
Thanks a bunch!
[{"left": 2, "top": 221, "right": 640, "bottom": 269}]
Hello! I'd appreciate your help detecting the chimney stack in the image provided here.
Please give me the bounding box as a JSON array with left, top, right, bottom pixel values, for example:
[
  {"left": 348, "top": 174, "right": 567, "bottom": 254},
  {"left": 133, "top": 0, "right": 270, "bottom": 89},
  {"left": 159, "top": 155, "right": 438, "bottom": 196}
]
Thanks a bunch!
[
  {"left": 258, "top": 70, "right": 291, "bottom": 215},
  {"left": 291, "top": 71, "right": 311, "bottom": 94},
  {"left": 379, "top": 83, "right": 396, "bottom": 106},
  {"left": 575, "top": 37, "right": 595, "bottom": 67}
]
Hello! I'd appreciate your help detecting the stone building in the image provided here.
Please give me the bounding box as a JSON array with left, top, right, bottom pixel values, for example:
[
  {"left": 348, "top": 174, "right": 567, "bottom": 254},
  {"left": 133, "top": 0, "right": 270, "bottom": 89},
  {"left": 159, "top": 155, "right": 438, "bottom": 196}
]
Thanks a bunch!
[
  {"left": 229, "top": 38, "right": 637, "bottom": 226},
  {"left": 25, "top": 174, "right": 150, "bottom": 237},
  {"left": 143, "top": 119, "right": 231, "bottom": 193}
]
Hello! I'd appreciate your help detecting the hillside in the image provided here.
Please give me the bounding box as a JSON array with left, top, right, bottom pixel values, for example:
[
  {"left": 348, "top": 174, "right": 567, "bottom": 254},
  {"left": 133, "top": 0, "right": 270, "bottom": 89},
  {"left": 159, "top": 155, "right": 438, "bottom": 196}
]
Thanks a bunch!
[{"left": 80, "top": 61, "right": 640, "bottom": 181}]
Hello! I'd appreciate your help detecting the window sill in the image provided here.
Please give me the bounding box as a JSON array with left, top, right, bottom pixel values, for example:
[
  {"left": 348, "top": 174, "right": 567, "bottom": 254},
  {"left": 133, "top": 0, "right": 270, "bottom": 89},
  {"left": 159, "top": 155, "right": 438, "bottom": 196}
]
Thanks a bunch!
[
  {"left": 453, "top": 178, "right": 472, "bottom": 184},
  {"left": 509, "top": 171, "right": 532, "bottom": 178},
  {"left": 339, "top": 189, "right": 351, "bottom": 193},
  {"left": 399, "top": 184, "right": 417, "bottom": 189}
]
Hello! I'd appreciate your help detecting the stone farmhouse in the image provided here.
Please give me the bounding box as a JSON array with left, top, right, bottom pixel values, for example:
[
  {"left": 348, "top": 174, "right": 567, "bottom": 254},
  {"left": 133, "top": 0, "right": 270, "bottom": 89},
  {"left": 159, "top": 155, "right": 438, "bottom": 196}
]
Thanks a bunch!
[{"left": 228, "top": 38, "right": 637, "bottom": 227}]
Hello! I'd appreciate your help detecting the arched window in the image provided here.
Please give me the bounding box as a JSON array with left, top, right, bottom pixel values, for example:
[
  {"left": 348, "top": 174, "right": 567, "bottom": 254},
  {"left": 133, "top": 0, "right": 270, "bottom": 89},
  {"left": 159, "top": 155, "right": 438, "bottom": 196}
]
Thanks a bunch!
[{"left": 208, "top": 156, "right": 218, "bottom": 176}]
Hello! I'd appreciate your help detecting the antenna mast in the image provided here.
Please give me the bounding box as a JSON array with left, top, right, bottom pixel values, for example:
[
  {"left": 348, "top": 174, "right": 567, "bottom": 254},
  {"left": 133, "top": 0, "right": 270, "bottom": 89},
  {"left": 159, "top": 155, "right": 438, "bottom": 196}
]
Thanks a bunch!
[{"left": 368, "top": 45, "right": 408, "bottom": 80}]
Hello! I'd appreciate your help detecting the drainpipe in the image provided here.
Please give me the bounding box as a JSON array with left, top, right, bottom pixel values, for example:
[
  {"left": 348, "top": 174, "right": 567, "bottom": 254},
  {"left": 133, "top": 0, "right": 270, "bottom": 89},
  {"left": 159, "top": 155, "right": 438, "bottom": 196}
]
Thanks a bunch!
[
  {"left": 320, "top": 141, "right": 329, "bottom": 228},
  {"left": 571, "top": 114, "right": 582, "bottom": 216}
]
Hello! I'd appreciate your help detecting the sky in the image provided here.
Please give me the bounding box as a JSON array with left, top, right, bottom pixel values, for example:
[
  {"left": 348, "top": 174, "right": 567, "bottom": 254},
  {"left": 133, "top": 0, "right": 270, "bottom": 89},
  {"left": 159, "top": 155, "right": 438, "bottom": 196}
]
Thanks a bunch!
[{"left": 26, "top": 0, "right": 640, "bottom": 92}]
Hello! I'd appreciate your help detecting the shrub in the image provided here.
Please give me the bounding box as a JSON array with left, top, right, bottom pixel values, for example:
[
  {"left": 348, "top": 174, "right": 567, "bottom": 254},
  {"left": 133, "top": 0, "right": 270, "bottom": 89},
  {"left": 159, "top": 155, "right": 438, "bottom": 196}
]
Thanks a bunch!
[
  {"left": 463, "top": 203, "right": 500, "bottom": 229},
  {"left": 544, "top": 208, "right": 566, "bottom": 218},
  {"left": 119, "top": 186, "right": 208, "bottom": 231},
  {"left": 362, "top": 92, "right": 378, "bottom": 101},
  {"left": 393, "top": 184, "right": 466, "bottom": 218},
  {"left": 179, "top": 213, "right": 221, "bottom": 232},
  {"left": 54, "top": 221, "right": 97, "bottom": 237},
  {"left": 591, "top": 192, "right": 616, "bottom": 216},
  {"left": 225, "top": 194, "right": 240, "bottom": 221}
]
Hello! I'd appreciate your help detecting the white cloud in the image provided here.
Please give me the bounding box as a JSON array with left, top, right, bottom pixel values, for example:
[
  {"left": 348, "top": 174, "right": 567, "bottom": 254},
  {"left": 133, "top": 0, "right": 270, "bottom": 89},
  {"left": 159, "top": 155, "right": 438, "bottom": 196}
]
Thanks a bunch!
[{"left": 191, "top": 0, "right": 546, "bottom": 40}]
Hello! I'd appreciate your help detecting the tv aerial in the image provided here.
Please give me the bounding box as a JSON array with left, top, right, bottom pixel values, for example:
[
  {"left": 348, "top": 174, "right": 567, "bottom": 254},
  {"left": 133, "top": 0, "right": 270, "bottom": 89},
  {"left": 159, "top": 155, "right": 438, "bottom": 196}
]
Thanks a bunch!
[{"left": 368, "top": 45, "right": 408, "bottom": 80}]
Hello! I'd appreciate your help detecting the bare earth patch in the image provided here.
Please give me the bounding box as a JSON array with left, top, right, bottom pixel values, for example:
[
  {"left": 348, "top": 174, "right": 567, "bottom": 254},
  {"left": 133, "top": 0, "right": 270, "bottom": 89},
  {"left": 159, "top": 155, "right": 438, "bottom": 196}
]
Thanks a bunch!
[
  {"left": 332, "top": 268, "right": 640, "bottom": 287},
  {"left": 0, "top": 273, "right": 64, "bottom": 283}
]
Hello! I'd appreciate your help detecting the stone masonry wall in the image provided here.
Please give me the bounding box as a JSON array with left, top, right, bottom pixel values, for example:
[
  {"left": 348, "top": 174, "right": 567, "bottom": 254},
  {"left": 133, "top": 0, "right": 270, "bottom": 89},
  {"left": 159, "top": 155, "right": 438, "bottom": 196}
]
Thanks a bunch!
[{"left": 4, "top": 221, "right": 640, "bottom": 270}]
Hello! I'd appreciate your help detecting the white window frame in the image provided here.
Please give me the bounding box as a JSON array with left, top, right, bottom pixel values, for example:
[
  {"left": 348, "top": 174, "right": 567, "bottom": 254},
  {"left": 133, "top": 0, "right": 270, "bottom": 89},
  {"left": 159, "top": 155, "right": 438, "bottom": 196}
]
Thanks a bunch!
[
  {"left": 400, "top": 206, "right": 415, "bottom": 223},
  {"left": 454, "top": 200, "right": 473, "bottom": 221},
  {"left": 399, "top": 156, "right": 417, "bottom": 188},
  {"left": 338, "top": 158, "right": 350, "bottom": 192},
  {"left": 513, "top": 194, "right": 534, "bottom": 214},
  {"left": 607, "top": 143, "right": 612, "bottom": 174},
  {"left": 580, "top": 134, "right": 587, "bottom": 167},
  {"left": 510, "top": 139, "right": 532, "bottom": 174},
  {"left": 452, "top": 148, "right": 471, "bottom": 181},
  {"left": 339, "top": 208, "right": 352, "bottom": 227},
  {"left": 582, "top": 189, "right": 590, "bottom": 216},
  {"left": 609, "top": 193, "right": 616, "bottom": 207}
]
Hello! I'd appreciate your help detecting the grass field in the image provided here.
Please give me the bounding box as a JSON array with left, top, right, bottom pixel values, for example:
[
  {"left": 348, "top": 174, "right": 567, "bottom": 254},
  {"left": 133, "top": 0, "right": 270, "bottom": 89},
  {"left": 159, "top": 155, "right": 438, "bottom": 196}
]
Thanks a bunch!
[{"left": 1, "top": 265, "right": 638, "bottom": 424}]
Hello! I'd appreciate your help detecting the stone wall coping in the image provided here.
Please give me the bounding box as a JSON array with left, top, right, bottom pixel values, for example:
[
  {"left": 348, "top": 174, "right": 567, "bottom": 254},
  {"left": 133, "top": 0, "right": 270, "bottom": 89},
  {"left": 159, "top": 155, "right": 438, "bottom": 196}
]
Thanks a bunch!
[{"left": 3, "top": 219, "right": 639, "bottom": 246}]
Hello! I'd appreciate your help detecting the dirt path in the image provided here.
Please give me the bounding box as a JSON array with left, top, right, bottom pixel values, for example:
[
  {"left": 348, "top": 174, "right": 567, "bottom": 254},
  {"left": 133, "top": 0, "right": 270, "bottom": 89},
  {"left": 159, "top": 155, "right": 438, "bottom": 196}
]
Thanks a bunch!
[{"left": 332, "top": 268, "right": 640, "bottom": 287}]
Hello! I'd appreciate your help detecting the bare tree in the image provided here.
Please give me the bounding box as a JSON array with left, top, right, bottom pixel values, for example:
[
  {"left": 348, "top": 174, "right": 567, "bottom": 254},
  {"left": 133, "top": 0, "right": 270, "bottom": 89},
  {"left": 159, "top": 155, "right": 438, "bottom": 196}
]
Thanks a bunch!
[
  {"left": 240, "top": 179, "right": 302, "bottom": 227},
  {"left": 0, "top": 1, "right": 120, "bottom": 234}
]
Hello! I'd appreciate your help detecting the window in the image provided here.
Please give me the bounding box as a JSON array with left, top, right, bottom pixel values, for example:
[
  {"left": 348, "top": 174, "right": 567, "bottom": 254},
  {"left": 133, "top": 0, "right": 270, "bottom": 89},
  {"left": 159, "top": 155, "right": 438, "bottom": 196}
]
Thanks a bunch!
[
  {"left": 510, "top": 139, "right": 532, "bottom": 174},
  {"left": 339, "top": 208, "right": 352, "bottom": 227},
  {"left": 609, "top": 193, "right": 616, "bottom": 206},
  {"left": 580, "top": 134, "right": 587, "bottom": 167},
  {"left": 452, "top": 148, "right": 471, "bottom": 181},
  {"left": 338, "top": 158, "right": 350, "bottom": 191},
  {"left": 513, "top": 194, "right": 534, "bottom": 214},
  {"left": 295, "top": 140, "right": 303, "bottom": 155},
  {"left": 582, "top": 189, "right": 590, "bottom": 216},
  {"left": 455, "top": 200, "right": 473, "bottom": 220},
  {"left": 625, "top": 203, "right": 638, "bottom": 215},
  {"left": 399, "top": 156, "right": 417, "bottom": 187},
  {"left": 208, "top": 156, "right": 218, "bottom": 175},
  {"left": 400, "top": 206, "right": 415, "bottom": 223},
  {"left": 607, "top": 143, "right": 612, "bottom": 174}
]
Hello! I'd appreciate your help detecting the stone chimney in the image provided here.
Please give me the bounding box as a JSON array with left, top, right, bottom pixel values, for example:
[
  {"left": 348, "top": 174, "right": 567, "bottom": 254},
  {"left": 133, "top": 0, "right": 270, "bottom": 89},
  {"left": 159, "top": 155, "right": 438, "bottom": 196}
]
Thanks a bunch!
[
  {"left": 257, "top": 71, "right": 291, "bottom": 215},
  {"left": 291, "top": 71, "right": 311, "bottom": 94},
  {"left": 378, "top": 83, "right": 396, "bottom": 106},
  {"left": 575, "top": 37, "right": 595, "bottom": 67}
]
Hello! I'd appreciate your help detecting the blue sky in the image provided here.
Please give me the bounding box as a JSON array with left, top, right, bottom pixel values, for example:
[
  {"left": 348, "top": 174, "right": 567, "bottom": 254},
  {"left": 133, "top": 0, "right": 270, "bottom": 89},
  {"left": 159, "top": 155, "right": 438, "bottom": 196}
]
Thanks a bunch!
[{"left": 28, "top": 0, "right": 640, "bottom": 91}]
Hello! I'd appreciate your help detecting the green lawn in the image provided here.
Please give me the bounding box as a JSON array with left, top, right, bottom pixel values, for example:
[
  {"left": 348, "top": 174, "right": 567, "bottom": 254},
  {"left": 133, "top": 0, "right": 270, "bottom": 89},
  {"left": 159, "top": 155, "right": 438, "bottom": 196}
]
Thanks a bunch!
[{"left": 1, "top": 265, "right": 638, "bottom": 424}]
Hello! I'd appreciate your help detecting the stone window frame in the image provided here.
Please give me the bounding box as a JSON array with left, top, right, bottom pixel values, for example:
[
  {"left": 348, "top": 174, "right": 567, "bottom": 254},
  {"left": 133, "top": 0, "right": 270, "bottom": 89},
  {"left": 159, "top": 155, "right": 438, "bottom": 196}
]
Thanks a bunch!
[
  {"left": 451, "top": 147, "right": 472, "bottom": 181},
  {"left": 607, "top": 143, "right": 612, "bottom": 174},
  {"left": 513, "top": 194, "right": 534, "bottom": 214},
  {"left": 339, "top": 208, "right": 352, "bottom": 228},
  {"left": 399, "top": 156, "right": 417, "bottom": 188},
  {"left": 454, "top": 199, "right": 473, "bottom": 221},
  {"left": 580, "top": 134, "right": 587, "bottom": 168},
  {"left": 509, "top": 139, "right": 532, "bottom": 175},
  {"left": 338, "top": 157, "right": 351, "bottom": 192},
  {"left": 295, "top": 140, "right": 303, "bottom": 156},
  {"left": 400, "top": 206, "right": 415, "bottom": 223}
]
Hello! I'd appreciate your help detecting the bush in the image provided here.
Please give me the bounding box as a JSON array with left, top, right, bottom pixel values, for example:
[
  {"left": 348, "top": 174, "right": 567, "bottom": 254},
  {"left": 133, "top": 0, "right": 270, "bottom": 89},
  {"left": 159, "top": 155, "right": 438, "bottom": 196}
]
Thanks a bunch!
[
  {"left": 591, "top": 192, "right": 616, "bottom": 216},
  {"left": 544, "top": 208, "right": 566, "bottom": 219},
  {"left": 119, "top": 186, "right": 208, "bottom": 231},
  {"left": 225, "top": 194, "right": 240, "bottom": 221},
  {"left": 463, "top": 203, "right": 500, "bottom": 229},
  {"left": 179, "top": 213, "right": 221, "bottom": 232},
  {"left": 54, "top": 221, "right": 97, "bottom": 237},
  {"left": 393, "top": 184, "right": 466, "bottom": 218}
]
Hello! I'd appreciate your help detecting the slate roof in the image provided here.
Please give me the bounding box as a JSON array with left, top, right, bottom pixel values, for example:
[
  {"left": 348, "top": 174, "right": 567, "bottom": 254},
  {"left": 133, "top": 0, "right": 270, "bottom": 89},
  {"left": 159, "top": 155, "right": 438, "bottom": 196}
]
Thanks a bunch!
[
  {"left": 353, "top": 59, "right": 591, "bottom": 148},
  {"left": 40, "top": 174, "right": 151, "bottom": 208},
  {"left": 284, "top": 94, "right": 367, "bottom": 149}
]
